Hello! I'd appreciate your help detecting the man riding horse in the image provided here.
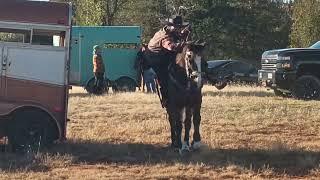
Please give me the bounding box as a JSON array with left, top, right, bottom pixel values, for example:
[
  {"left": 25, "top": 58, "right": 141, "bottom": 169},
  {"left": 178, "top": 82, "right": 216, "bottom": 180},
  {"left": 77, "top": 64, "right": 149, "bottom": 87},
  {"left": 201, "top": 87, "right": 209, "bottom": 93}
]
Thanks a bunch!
[
  {"left": 144, "top": 14, "right": 207, "bottom": 154},
  {"left": 144, "top": 15, "right": 191, "bottom": 107}
]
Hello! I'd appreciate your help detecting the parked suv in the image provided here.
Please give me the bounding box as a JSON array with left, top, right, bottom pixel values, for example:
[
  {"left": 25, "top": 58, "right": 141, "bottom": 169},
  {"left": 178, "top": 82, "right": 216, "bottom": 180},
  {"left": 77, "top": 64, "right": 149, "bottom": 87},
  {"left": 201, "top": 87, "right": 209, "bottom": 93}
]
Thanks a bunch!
[
  {"left": 206, "top": 60, "right": 258, "bottom": 89},
  {"left": 258, "top": 41, "right": 320, "bottom": 100}
]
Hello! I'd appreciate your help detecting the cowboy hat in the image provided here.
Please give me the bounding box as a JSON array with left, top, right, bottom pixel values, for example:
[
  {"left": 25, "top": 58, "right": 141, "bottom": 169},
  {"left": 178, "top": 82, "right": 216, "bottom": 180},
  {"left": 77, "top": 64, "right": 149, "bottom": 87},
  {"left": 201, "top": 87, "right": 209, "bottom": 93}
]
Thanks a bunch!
[{"left": 163, "top": 15, "right": 189, "bottom": 27}]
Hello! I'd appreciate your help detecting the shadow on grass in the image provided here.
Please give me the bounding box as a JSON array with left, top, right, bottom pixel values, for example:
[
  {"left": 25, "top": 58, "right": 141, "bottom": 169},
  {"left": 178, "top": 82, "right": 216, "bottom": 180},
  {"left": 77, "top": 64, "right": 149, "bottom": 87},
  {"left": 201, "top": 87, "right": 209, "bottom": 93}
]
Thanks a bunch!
[
  {"left": 1, "top": 140, "right": 320, "bottom": 177},
  {"left": 203, "top": 90, "right": 274, "bottom": 97},
  {"left": 68, "top": 93, "right": 93, "bottom": 98}
]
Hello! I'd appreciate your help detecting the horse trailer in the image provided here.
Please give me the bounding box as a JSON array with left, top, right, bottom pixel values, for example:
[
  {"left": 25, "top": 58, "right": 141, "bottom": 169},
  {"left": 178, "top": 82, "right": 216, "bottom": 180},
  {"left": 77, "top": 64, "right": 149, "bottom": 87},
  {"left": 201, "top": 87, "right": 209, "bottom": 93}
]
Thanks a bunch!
[
  {"left": 69, "top": 26, "right": 141, "bottom": 93},
  {"left": 0, "top": 1, "right": 72, "bottom": 151}
]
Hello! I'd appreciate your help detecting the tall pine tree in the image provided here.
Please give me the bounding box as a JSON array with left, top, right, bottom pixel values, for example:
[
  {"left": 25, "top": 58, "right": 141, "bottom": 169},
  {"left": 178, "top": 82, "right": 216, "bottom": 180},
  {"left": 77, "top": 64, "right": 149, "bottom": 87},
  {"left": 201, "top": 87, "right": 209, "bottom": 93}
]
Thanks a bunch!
[{"left": 290, "top": 0, "right": 320, "bottom": 47}]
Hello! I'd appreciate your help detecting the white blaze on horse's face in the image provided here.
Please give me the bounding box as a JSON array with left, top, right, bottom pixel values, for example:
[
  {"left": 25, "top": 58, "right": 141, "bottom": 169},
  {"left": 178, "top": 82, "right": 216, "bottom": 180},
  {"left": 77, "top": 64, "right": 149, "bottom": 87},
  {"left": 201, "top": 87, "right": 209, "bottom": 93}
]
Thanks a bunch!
[
  {"left": 194, "top": 55, "right": 202, "bottom": 88},
  {"left": 185, "top": 50, "right": 194, "bottom": 77},
  {"left": 185, "top": 46, "right": 203, "bottom": 89}
]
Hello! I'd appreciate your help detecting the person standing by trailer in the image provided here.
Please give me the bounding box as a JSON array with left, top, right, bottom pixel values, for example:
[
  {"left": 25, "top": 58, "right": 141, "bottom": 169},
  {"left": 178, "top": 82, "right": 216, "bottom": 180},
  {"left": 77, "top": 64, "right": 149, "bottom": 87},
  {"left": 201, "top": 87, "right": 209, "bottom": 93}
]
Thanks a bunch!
[
  {"left": 143, "top": 68, "right": 157, "bottom": 93},
  {"left": 135, "top": 44, "right": 148, "bottom": 92},
  {"left": 92, "top": 45, "right": 106, "bottom": 93}
]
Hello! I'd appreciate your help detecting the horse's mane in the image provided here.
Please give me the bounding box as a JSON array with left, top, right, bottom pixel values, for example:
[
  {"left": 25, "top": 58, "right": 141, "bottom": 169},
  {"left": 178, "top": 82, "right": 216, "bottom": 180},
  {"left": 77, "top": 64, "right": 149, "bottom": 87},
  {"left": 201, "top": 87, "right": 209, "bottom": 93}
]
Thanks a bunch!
[{"left": 175, "top": 45, "right": 189, "bottom": 65}]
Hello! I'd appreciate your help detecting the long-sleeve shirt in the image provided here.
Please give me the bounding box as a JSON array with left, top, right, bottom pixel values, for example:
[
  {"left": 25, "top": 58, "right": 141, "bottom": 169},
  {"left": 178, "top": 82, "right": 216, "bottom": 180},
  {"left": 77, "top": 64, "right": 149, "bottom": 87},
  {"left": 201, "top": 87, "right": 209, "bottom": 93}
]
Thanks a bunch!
[{"left": 148, "top": 27, "right": 176, "bottom": 53}]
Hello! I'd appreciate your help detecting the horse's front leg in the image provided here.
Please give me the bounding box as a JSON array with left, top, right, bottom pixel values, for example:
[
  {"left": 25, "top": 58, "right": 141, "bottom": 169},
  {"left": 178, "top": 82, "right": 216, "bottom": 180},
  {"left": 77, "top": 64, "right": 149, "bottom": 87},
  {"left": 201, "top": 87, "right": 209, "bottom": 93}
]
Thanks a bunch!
[
  {"left": 167, "top": 109, "right": 178, "bottom": 149},
  {"left": 183, "top": 106, "right": 192, "bottom": 149},
  {"left": 173, "top": 107, "right": 183, "bottom": 150},
  {"left": 192, "top": 97, "right": 202, "bottom": 150}
]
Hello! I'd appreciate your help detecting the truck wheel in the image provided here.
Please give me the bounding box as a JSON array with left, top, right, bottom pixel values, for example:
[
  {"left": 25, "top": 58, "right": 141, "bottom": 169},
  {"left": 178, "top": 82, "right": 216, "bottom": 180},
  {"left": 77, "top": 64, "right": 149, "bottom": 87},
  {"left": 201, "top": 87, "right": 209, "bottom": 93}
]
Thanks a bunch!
[
  {"left": 292, "top": 75, "right": 320, "bottom": 100},
  {"left": 214, "top": 81, "right": 228, "bottom": 90},
  {"left": 274, "top": 89, "right": 291, "bottom": 98},
  {"left": 8, "top": 110, "right": 56, "bottom": 153},
  {"left": 114, "top": 77, "right": 136, "bottom": 92},
  {"left": 85, "top": 77, "right": 108, "bottom": 95}
]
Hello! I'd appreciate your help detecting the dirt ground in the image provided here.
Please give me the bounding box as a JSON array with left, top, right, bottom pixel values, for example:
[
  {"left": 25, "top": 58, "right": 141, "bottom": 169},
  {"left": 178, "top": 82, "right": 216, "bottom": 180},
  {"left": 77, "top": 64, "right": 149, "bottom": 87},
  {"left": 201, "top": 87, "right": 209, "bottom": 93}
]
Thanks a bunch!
[{"left": 1, "top": 85, "right": 320, "bottom": 179}]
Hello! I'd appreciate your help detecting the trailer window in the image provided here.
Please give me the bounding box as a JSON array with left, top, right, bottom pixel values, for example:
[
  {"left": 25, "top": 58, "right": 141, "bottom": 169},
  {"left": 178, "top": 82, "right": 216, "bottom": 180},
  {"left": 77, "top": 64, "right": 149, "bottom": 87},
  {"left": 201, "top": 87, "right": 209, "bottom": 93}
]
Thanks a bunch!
[
  {"left": 0, "top": 28, "right": 31, "bottom": 43},
  {"left": 32, "top": 29, "right": 65, "bottom": 47},
  {"left": 104, "top": 43, "right": 138, "bottom": 49}
]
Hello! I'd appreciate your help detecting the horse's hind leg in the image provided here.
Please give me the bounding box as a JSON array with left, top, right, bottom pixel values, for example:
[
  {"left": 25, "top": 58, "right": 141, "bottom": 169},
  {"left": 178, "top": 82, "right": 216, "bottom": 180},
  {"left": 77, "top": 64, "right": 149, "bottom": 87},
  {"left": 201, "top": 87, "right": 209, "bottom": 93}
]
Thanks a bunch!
[{"left": 192, "top": 102, "right": 202, "bottom": 150}]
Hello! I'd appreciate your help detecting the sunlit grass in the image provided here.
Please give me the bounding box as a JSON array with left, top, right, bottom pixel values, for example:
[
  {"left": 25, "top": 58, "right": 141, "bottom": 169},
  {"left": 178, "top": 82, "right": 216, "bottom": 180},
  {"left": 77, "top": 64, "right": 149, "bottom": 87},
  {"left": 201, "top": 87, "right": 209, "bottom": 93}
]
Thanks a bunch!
[{"left": 1, "top": 85, "right": 320, "bottom": 179}]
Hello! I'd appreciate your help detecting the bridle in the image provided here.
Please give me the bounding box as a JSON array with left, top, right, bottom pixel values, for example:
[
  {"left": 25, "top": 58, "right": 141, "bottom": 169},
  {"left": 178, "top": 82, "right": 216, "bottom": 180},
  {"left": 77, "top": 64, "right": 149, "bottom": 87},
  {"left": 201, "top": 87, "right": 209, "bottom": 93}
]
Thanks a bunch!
[
  {"left": 169, "top": 47, "right": 202, "bottom": 91},
  {"left": 184, "top": 50, "right": 203, "bottom": 89}
]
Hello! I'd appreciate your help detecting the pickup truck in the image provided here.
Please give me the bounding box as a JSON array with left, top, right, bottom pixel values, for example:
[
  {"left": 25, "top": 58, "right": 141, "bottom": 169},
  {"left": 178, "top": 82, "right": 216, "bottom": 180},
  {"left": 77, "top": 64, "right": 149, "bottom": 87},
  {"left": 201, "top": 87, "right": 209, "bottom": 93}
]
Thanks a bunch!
[{"left": 258, "top": 41, "right": 320, "bottom": 100}]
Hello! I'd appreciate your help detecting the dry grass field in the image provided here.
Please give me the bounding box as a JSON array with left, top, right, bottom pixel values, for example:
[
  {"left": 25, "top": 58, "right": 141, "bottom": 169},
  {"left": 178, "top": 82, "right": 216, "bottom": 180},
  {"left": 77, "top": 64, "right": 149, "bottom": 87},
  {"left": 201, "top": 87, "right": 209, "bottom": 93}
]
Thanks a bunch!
[{"left": 1, "top": 85, "right": 320, "bottom": 179}]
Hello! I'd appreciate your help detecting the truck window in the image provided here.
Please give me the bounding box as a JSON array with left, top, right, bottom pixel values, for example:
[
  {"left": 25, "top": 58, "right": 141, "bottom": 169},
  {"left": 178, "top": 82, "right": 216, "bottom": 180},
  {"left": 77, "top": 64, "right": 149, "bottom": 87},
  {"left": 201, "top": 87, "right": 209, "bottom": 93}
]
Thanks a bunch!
[
  {"left": 0, "top": 28, "right": 31, "bottom": 43},
  {"left": 32, "top": 29, "right": 65, "bottom": 47},
  {"left": 224, "top": 61, "right": 252, "bottom": 73}
]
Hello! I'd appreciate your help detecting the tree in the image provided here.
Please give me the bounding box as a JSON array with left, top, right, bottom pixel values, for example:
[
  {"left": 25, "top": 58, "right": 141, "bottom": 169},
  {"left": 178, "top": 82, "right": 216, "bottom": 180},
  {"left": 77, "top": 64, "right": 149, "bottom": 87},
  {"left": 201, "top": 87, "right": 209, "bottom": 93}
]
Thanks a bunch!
[
  {"left": 188, "top": 0, "right": 291, "bottom": 65},
  {"left": 116, "top": 0, "right": 166, "bottom": 42},
  {"left": 100, "top": 0, "right": 129, "bottom": 26},
  {"left": 290, "top": 0, "right": 320, "bottom": 47},
  {"left": 58, "top": 0, "right": 129, "bottom": 26},
  {"left": 57, "top": 0, "right": 292, "bottom": 65}
]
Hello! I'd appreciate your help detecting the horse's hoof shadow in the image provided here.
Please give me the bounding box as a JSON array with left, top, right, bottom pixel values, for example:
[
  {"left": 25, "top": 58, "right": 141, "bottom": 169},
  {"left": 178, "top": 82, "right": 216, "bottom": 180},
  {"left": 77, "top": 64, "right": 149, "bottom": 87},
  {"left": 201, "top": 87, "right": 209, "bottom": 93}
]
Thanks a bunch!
[
  {"left": 179, "top": 148, "right": 191, "bottom": 157},
  {"left": 166, "top": 143, "right": 180, "bottom": 153}
]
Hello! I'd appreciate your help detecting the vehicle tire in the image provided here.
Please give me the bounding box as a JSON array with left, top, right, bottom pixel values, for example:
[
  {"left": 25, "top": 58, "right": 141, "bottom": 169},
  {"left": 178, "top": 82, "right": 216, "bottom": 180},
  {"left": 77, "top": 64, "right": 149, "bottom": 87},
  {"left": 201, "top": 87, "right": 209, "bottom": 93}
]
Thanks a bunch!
[
  {"left": 114, "top": 77, "right": 136, "bottom": 92},
  {"left": 214, "top": 81, "right": 228, "bottom": 90},
  {"left": 273, "top": 89, "right": 291, "bottom": 98},
  {"left": 292, "top": 75, "right": 320, "bottom": 100},
  {"left": 85, "top": 77, "right": 108, "bottom": 95},
  {"left": 111, "top": 84, "right": 119, "bottom": 93},
  {"left": 214, "top": 69, "right": 233, "bottom": 90},
  {"left": 8, "top": 110, "right": 57, "bottom": 153}
]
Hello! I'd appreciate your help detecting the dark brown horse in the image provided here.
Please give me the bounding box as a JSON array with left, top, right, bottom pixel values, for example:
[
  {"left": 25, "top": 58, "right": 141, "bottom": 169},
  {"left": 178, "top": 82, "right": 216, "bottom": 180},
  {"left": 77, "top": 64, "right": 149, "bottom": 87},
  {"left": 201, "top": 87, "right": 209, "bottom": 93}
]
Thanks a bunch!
[{"left": 166, "top": 41, "right": 206, "bottom": 154}]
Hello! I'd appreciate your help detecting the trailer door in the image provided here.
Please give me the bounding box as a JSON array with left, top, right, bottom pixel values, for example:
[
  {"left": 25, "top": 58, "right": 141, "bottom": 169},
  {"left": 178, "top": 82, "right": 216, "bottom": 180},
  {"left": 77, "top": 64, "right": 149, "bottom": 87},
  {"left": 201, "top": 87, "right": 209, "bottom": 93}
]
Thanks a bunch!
[
  {"left": 69, "top": 34, "right": 82, "bottom": 85},
  {"left": 0, "top": 45, "right": 3, "bottom": 97},
  {"left": 4, "top": 45, "right": 66, "bottom": 97}
]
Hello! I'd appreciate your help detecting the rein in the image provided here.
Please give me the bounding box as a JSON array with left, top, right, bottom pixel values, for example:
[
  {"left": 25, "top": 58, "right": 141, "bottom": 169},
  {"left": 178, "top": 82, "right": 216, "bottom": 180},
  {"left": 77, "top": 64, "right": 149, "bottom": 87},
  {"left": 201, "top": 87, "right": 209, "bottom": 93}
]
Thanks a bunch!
[{"left": 168, "top": 57, "right": 200, "bottom": 93}]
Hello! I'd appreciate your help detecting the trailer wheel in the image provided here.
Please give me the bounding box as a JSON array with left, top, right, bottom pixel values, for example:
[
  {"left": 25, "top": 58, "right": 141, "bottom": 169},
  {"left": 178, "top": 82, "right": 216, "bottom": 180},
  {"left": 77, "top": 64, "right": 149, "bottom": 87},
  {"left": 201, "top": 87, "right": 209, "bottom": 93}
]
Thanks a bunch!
[
  {"left": 114, "top": 77, "right": 136, "bottom": 92},
  {"left": 8, "top": 110, "right": 56, "bottom": 153},
  {"left": 85, "top": 77, "right": 109, "bottom": 95},
  {"left": 292, "top": 75, "right": 320, "bottom": 100}
]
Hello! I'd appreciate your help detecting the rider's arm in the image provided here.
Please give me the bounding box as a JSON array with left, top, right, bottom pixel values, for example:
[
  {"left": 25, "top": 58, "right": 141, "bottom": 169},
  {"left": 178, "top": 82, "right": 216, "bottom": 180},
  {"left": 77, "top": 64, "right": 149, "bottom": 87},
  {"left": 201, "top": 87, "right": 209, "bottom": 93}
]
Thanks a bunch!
[{"left": 161, "top": 37, "right": 177, "bottom": 51}]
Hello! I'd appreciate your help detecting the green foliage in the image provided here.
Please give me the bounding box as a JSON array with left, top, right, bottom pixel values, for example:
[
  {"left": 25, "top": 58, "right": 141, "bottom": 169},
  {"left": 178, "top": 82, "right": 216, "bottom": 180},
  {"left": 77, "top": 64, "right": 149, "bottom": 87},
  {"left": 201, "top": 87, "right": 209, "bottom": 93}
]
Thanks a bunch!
[
  {"left": 290, "top": 0, "right": 320, "bottom": 47},
  {"left": 116, "top": 0, "right": 163, "bottom": 42},
  {"left": 73, "top": 0, "right": 104, "bottom": 26},
  {"left": 60, "top": 0, "right": 292, "bottom": 65},
  {"left": 0, "top": 33, "right": 24, "bottom": 43},
  {"left": 59, "top": 0, "right": 129, "bottom": 26},
  {"left": 189, "top": 0, "right": 291, "bottom": 64}
]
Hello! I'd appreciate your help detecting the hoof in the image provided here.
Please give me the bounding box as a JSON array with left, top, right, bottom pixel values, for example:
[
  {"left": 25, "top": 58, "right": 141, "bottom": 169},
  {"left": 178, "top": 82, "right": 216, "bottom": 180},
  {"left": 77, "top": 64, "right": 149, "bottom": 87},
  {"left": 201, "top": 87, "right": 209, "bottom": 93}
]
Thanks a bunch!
[
  {"left": 191, "top": 141, "right": 202, "bottom": 150},
  {"left": 179, "top": 142, "right": 190, "bottom": 156},
  {"left": 179, "top": 148, "right": 190, "bottom": 156}
]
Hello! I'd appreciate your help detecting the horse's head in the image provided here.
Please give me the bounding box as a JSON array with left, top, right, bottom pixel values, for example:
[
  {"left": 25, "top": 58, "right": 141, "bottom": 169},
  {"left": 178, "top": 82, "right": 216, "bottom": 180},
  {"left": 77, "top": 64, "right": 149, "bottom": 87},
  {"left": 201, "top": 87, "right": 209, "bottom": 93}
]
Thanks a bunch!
[{"left": 176, "top": 40, "right": 206, "bottom": 88}]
